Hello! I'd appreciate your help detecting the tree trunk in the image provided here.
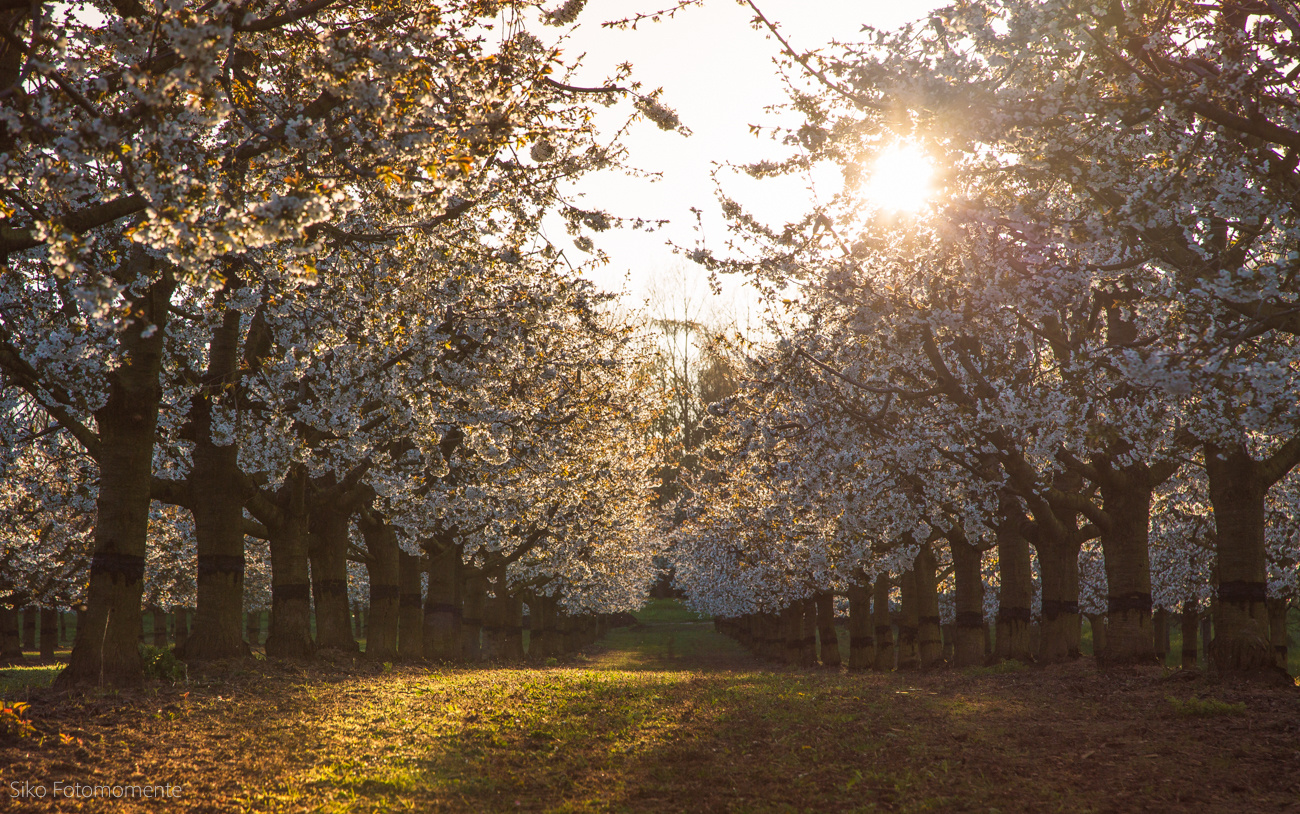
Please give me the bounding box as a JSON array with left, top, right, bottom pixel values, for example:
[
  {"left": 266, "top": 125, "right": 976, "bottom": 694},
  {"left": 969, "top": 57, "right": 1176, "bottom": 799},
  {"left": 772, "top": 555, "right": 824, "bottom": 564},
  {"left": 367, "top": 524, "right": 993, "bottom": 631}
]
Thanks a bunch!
[
  {"left": 22, "top": 606, "right": 36, "bottom": 651},
  {"left": 799, "top": 597, "right": 818, "bottom": 667},
  {"left": 1204, "top": 443, "right": 1275, "bottom": 675},
  {"left": 950, "top": 537, "right": 986, "bottom": 668},
  {"left": 995, "top": 513, "right": 1033, "bottom": 663},
  {"left": 245, "top": 611, "right": 260, "bottom": 646},
  {"left": 915, "top": 544, "right": 943, "bottom": 668},
  {"left": 897, "top": 565, "right": 921, "bottom": 670},
  {"left": 482, "top": 578, "right": 507, "bottom": 661},
  {"left": 1154, "top": 608, "right": 1169, "bottom": 667},
  {"left": 308, "top": 487, "right": 358, "bottom": 653},
  {"left": 1036, "top": 531, "right": 1082, "bottom": 663},
  {"left": 461, "top": 575, "right": 487, "bottom": 662},
  {"left": 358, "top": 514, "right": 400, "bottom": 661},
  {"left": 1097, "top": 466, "right": 1157, "bottom": 665},
  {"left": 814, "top": 591, "right": 841, "bottom": 668},
  {"left": 1085, "top": 613, "right": 1107, "bottom": 658},
  {"left": 397, "top": 550, "right": 424, "bottom": 660},
  {"left": 846, "top": 583, "right": 873, "bottom": 670},
  {"left": 873, "top": 575, "right": 894, "bottom": 671},
  {"left": 263, "top": 466, "right": 314, "bottom": 659},
  {"left": 58, "top": 262, "right": 173, "bottom": 688},
  {"left": 530, "top": 595, "right": 557, "bottom": 661},
  {"left": 502, "top": 590, "right": 525, "bottom": 662},
  {"left": 178, "top": 303, "right": 250, "bottom": 662},
  {"left": 1267, "top": 598, "right": 1289, "bottom": 672},
  {"left": 423, "top": 542, "right": 461, "bottom": 661},
  {"left": 1180, "top": 601, "right": 1198, "bottom": 670},
  {"left": 780, "top": 602, "right": 801, "bottom": 666},
  {"left": 40, "top": 608, "right": 57, "bottom": 659},
  {"left": 1, "top": 607, "right": 23, "bottom": 664}
]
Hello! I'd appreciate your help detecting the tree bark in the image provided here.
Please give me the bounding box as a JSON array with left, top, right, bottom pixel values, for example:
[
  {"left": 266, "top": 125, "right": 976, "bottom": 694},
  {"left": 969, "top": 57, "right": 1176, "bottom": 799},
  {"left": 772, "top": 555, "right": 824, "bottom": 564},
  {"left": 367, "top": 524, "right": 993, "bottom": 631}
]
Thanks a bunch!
[
  {"left": 1, "top": 607, "right": 23, "bottom": 664},
  {"left": 308, "top": 479, "right": 358, "bottom": 653},
  {"left": 178, "top": 301, "right": 250, "bottom": 662},
  {"left": 1180, "top": 601, "right": 1198, "bottom": 670},
  {"left": 1097, "top": 465, "right": 1157, "bottom": 665},
  {"left": 1154, "top": 608, "right": 1170, "bottom": 667},
  {"left": 423, "top": 542, "right": 461, "bottom": 661},
  {"left": 58, "top": 261, "right": 173, "bottom": 688},
  {"left": 897, "top": 565, "right": 921, "bottom": 670},
  {"left": 358, "top": 513, "right": 399, "bottom": 661},
  {"left": 40, "top": 608, "right": 58, "bottom": 659},
  {"left": 873, "top": 574, "right": 895, "bottom": 671},
  {"left": 397, "top": 550, "right": 424, "bottom": 660},
  {"left": 1267, "top": 598, "right": 1289, "bottom": 672},
  {"left": 814, "top": 591, "right": 841, "bottom": 667},
  {"left": 846, "top": 583, "right": 873, "bottom": 670},
  {"left": 461, "top": 574, "right": 487, "bottom": 662},
  {"left": 502, "top": 589, "right": 525, "bottom": 662},
  {"left": 994, "top": 509, "right": 1034, "bottom": 663},
  {"left": 915, "top": 544, "right": 943, "bottom": 668},
  {"left": 21, "top": 606, "right": 36, "bottom": 651},
  {"left": 950, "top": 536, "right": 986, "bottom": 668},
  {"left": 1036, "top": 528, "right": 1082, "bottom": 663},
  {"left": 262, "top": 465, "right": 314, "bottom": 659},
  {"left": 1204, "top": 443, "right": 1276, "bottom": 675}
]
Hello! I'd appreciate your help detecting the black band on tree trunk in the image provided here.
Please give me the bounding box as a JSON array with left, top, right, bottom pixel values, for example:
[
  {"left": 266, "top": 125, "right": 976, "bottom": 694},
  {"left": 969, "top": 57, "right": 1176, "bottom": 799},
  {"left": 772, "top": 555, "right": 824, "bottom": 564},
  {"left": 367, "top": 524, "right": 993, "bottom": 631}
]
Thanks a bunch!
[
  {"left": 997, "top": 607, "right": 1032, "bottom": 624},
  {"left": 1107, "top": 592, "right": 1152, "bottom": 614},
  {"left": 1217, "top": 581, "right": 1266, "bottom": 605},
  {"left": 90, "top": 553, "right": 146, "bottom": 583}
]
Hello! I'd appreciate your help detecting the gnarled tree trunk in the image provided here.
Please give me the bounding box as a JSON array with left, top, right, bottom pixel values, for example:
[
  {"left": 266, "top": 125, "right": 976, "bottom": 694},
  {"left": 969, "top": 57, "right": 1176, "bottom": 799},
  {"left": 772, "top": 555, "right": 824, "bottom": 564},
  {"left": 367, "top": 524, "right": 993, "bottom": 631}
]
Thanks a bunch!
[
  {"left": 58, "top": 261, "right": 173, "bottom": 688},
  {"left": 179, "top": 300, "right": 250, "bottom": 662},
  {"left": 461, "top": 574, "right": 487, "bottom": 662},
  {"left": 261, "top": 465, "right": 314, "bottom": 659}
]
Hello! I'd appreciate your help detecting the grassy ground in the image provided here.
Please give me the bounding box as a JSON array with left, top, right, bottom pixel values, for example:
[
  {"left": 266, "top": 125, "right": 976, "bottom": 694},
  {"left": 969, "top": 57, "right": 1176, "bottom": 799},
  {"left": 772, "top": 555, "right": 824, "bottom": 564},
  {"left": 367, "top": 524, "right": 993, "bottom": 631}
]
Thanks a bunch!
[{"left": 1, "top": 603, "right": 1298, "bottom": 813}]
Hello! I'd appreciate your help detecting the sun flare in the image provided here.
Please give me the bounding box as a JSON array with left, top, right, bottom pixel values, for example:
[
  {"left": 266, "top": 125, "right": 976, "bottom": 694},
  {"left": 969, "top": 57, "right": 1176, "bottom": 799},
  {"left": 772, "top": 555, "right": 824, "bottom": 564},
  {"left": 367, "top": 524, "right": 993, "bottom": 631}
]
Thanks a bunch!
[{"left": 863, "top": 143, "right": 935, "bottom": 213}]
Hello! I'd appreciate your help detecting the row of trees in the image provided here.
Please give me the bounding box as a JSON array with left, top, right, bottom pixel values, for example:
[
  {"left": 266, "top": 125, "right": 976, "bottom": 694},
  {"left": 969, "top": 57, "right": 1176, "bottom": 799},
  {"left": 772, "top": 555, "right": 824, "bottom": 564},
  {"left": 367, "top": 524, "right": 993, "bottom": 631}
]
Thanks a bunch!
[
  {"left": 0, "top": 0, "right": 677, "bottom": 684},
  {"left": 672, "top": 0, "right": 1299, "bottom": 680}
]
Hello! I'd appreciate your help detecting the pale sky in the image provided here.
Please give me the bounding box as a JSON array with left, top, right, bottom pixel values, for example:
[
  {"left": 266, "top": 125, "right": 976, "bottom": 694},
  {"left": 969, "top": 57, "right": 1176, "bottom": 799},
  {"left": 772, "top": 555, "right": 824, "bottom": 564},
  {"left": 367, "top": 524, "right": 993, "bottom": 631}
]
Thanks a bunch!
[{"left": 540, "top": 0, "right": 942, "bottom": 310}]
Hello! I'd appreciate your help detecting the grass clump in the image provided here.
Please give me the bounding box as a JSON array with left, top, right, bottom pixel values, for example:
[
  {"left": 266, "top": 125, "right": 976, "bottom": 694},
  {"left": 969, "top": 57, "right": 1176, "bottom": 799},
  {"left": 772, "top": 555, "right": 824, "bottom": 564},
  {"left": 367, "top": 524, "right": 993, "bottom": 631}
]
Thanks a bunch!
[
  {"left": 140, "top": 644, "right": 187, "bottom": 683},
  {"left": 963, "top": 659, "right": 1028, "bottom": 677},
  {"left": 1166, "top": 695, "right": 1246, "bottom": 717}
]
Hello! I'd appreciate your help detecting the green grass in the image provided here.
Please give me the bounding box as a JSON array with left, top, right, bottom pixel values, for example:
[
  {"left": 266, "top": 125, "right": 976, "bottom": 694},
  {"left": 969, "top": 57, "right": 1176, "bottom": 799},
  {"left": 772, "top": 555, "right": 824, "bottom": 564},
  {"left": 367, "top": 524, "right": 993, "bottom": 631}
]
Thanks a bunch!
[
  {"left": 632, "top": 599, "right": 709, "bottom": 624},
  {"left": 0, "top": 663, "right": 63, "bottom": 700},
  {"left": 1166, "top": 695, "right": 1247, "bottom": 717}
]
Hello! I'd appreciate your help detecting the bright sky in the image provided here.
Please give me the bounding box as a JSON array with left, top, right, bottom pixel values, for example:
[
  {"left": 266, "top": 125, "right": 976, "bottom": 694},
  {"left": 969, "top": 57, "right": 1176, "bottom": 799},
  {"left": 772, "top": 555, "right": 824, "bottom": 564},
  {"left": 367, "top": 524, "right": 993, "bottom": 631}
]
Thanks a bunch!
[{"left": 542, "top": 0, "right": 942, "bottom": 311}]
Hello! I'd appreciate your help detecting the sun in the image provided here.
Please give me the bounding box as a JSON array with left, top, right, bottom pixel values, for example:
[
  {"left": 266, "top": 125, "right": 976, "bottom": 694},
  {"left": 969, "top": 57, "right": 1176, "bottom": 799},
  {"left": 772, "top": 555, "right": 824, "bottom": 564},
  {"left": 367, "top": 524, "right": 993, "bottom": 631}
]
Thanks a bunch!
[{"left": 862, "top": 142, "right": 935, "bottom": 213}]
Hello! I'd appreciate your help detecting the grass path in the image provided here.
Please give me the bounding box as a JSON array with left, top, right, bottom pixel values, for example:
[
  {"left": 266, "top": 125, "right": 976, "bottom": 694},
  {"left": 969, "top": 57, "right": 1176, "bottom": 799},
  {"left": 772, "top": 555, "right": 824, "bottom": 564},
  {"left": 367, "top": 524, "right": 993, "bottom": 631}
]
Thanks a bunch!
[{"left": 2, "top": 602, "right": 1299, "bottom": 812}]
